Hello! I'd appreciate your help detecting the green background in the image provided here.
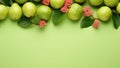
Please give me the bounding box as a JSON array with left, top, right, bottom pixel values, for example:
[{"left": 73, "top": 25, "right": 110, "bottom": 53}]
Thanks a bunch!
[{"left": 0, "top": 2, "right": 120, "bottom": 68}]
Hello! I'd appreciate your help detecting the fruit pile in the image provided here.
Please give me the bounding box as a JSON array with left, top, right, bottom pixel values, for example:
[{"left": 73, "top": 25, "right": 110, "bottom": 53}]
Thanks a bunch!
[{"left": 0, "top": 0, "right": 120, "bottom": 29}]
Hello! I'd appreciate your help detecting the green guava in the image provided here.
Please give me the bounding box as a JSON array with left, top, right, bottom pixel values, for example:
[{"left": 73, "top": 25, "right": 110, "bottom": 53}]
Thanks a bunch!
[
  {"left": 9, "top": 3, "right": 22, "bottom": 20},
  {"left": 37, "top": 5, "right": 52, "bottom": 20},
  {"left": 74, "top": 0, "right": 85, "bottom": 4},
  {"left": 104, "top": 0, "right": 119, "bottom": 7},
  {"left": 89, "top": 0, "right": 103, "bottom": 6},
  {"left": 22, "top": 2, "right": 36, "bottom": 17},
  {"left": 68, "top": 3, "right": 83, "bottom": 21},
  {"left": 0, "top": 5, "right": 8, "bottom": 20},
  {"left": 97, "top": 6, "right": 112, "bottom": 21},
  {"left": 50, "top": 0, "right": 64, "bottom": 9},
  {"left": 116, "top": 3, "right": 120, "bottom": 14}
]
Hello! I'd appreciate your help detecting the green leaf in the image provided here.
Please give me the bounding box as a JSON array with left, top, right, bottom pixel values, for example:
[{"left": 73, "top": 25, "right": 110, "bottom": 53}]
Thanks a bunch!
[
  {"left": 1, "top": 0, "right": 13, "bottom": 6},
  {"left": 112, "top": 12, "right": 120, "bottom": 29},
  {"left": 17, "top": 17, "right": 32, "bottom": 28},
  {"left": 81, "top": 17, "right": 94, "bottom": 28},
  {"left": 30, "top": 15, "right": 40, "bottom": 24},
  {"left": 52, "top": 9, "right": 65, "bottom": 25}
]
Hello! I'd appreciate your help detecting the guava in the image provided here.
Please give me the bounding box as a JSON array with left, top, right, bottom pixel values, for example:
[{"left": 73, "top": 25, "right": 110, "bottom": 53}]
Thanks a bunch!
[
  {"left": 74, "top": 0, "right": 85, "bottom": 4},
  {"left": 15, "top": 0, "right": 28, "bottom": 4},
  {"left": 37, "top": 5, "right": 52, "bottom": 20},
  {"left": 89, "top": 0, "right": 103, "bottom": 6},
  {"left": 22, "top": 2, "right": 36, "bottom": 17},
  {"left": 97, "top": 6, "right": 112, "bottom": 21},
  {"left": 116, "top": 3, "right": 120, "bottom": 14},
  {"left": 0, "top": 5, "right": 8, "bottom": 20},
  {"left": 9, "top": 3, "right": 22, "bottom": 20},
  {"left": 104, "top": 0, "right": 119, "bottom": 7},
  {"left": 50, "top": 0, "right": 64, "bottom": 9},
  {"left": 68, "top": 3, "right": 83, "bottom": 21}
]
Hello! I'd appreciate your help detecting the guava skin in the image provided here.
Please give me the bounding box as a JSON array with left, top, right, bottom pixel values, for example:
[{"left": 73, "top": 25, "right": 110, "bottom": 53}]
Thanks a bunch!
[
  {"left": 104, "top": 0, "right": 119, "bottom": 7},
  {"left": 22, "top": 2, "right": 36, "bottom": 17},
  {"left": 116, "top": 3, "right": 120, "bottom": 14},
  {"left": 50, "top": 0, "right": 64, "bottom": 9},
  {"left": 37, "top": 5, "right": 52, "bottom": 20},
  {"left": 97, "top": 6, "right": 112, "bottom": 21},
  {"left": 89, "top": 0, "right": 104, "bottom": 6},
  {"left": 9, "top": 3, "right": 22, "bottom": 20},
  {"left": 74, "top": 0, "right": 85, "bottom": 4},
  {"left": 68, "top": 3, "right": 83, "bottom": 21},
  {"left": 0, "top": 5, "right": 8, "bottom": 20}
]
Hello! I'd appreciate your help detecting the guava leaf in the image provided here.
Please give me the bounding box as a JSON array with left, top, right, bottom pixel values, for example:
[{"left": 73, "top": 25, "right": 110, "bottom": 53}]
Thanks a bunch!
[
  {"left": 52, "top": 9, "right": 65, "bottom": 25},
  {"left": 81, "top": 17, "right": 94, "bottom": 28},
  {"left": 30, "top": 15, "right": 40, "bottom": 24},
  {"left": 17, "top": 17, "right": 32, "bottom": 28},
  {"left": 112, "top": 12, "right": 120, "bottom": 29},
  {"left": 1, "top": 0, "right": 13, "bottom": 6}
]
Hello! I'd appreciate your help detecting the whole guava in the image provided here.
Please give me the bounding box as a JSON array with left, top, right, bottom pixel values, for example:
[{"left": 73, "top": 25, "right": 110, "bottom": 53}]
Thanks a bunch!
[
  {"left": 74, "top": 0, "right": 85, "bottom": 4},
  {"left": 0, "top": 5, "right": 8, "bottom": 20},
  {"left": 22, "top": 2, "right": 36, "bottom": 17},
  {"left": 50, "top": 0, "right": 64, "bottom": 9},
  {"left": 97, "top": 6, "right": 112, "bottom": 21},
  {"left": 68, "top": 3, "right": 83, "bottom": 21},
  {"left": 89, "top": 0, "right": 103, "bottom": 6},
  {"left": 104, "top": 0, "right": 119, "bottom": 7},
  {"left": 37, "top": 5, "right": 52, "bottom": 20},
  {"left": 116, "top": 3, "right": 120, "bottom": 14},
  {"left": 9, "top": 3, "right": 22, "bottom": 20}
]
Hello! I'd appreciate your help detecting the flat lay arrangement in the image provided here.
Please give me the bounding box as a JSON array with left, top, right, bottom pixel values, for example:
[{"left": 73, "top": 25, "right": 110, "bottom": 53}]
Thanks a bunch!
[
  {"left": 0, "top": 0, "right": 120, "bottom": 68},
  {"left": 0, "top": 0, "right": 120, "bottom": 29}
]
